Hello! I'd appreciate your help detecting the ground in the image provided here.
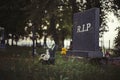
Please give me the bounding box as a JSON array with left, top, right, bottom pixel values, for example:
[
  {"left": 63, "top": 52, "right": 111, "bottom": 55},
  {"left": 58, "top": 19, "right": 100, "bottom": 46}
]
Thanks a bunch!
[{"left": 0, "top": 46, "right": 120, "bottom": 80}]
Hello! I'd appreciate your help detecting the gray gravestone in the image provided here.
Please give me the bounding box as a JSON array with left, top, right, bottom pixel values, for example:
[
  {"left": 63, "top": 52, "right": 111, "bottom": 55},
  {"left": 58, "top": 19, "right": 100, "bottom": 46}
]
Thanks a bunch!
[
  {"left": 0, "top": 27, "right": 5, "bottom": 48},
  {"left": 67, "top": 8, "right": 103, "bottom": 58}
]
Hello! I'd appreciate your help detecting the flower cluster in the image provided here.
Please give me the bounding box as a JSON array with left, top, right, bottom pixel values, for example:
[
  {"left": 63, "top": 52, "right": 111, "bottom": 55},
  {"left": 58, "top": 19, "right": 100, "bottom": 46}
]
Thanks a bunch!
[
  {"left": 39, "top": 49, "right": 50, "bottom": 61},
  {"left": 61, "top": 48, "right": 67, "bottom": 55}
]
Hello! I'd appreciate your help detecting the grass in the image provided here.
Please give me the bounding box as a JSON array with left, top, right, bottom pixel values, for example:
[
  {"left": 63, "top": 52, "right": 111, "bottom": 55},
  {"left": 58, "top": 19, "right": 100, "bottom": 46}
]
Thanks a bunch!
[{"left": 0, "top": 46, "right": 120, "bottom": 80}]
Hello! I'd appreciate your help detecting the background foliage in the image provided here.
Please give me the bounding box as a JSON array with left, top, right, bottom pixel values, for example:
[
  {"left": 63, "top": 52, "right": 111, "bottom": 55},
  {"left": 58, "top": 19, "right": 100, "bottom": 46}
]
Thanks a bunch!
[{"left": 0, "top": 0, "right": 120, "bottom": 55}]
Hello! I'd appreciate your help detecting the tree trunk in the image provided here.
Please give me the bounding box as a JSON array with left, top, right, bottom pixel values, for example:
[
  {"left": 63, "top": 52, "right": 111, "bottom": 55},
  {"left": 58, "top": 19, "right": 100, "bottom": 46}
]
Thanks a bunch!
[
  {"left": 6, "top": 39, "right": 9, "bottom": 46},
  {"left": 61, "top": 39, "right": 64, "bottom": 48},
  {"left": 36, "top": 39, "right": 38, "bottom": 46},
  {"left": 15, "top": 41, "right": 18, "bottom": 46},
  {"left": 43, "top": 35, "right": 47, "bottom": 47},
  {"left": 11, "top": 34, "right": 14, "bottom": 46}
]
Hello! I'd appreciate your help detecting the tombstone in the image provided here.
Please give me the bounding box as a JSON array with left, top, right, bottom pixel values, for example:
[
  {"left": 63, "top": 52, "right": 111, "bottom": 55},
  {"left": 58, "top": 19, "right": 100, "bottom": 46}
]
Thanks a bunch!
[
  {"left": 67, "top": 8, "right": 103, "bottom": 58},
  {"left": 0, "top": 27, "right": 5, "bottom": 48}
]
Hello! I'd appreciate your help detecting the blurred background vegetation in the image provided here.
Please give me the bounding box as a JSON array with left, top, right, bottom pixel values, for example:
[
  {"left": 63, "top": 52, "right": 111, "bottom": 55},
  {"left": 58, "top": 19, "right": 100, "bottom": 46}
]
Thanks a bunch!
[{"left": 0, "top": 0, "right": 120, "bottom": 52}]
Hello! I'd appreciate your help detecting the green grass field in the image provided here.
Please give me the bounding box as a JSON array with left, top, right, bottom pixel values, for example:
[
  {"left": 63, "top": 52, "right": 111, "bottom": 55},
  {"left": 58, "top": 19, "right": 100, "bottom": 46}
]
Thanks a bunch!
[{"left": 0, "top": 46, "right": 120, "bottom": 80}]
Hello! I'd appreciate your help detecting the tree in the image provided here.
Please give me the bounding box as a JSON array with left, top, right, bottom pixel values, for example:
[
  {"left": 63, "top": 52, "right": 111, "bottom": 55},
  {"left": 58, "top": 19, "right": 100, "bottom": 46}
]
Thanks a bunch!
[
  {"left": 0, "top": 0, "right": 116, "bottom": 48},
  {"left": 114, "top": 28, "right": 120, "bottom": 56},
  {"left": 24, "top": 0, "right": 113, "bottom": 48},
  {"left": 0, "top": 0, "right": 29, "bottom": 45},
  {"left": 25, "top": 0, "right": 73, "bottom": 47},
  {"left": 113, "top": 0, "right": 120, "bottom": 56}
]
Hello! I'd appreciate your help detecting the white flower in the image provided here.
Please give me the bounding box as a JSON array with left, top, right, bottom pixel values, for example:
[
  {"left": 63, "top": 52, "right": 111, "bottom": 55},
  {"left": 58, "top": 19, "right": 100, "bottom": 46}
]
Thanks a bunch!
[{"left": 39, "top": 49, "right": 50, "bottom": 61}]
